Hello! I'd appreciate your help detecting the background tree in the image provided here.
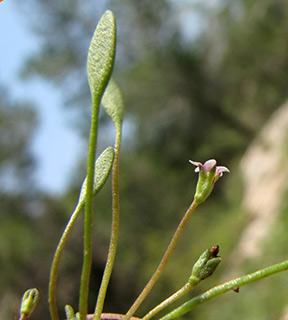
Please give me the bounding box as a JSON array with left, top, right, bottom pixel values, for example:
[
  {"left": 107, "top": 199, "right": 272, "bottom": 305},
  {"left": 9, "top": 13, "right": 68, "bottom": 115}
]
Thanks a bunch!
[{"left": 0, "top": 85, "right": 38, "bottom": 317}]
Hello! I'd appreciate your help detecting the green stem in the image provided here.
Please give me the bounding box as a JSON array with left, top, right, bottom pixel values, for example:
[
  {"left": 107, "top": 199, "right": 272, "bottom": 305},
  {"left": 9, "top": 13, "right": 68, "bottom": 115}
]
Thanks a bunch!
[
  {"left": 142, "top": 277, "right": 199, "bottom": 320},
  {"left": 160, "top": 259, "right": 288, "bottom": 320},
  {"left": 49, "top": 202, "right": 84, "bottom": 320},
  {"left": 94, "top": 126, "right": 122, "bottom": 320},
  {"left": 79, "top": 98, "right": 100, "bottom": 320},
  {"left": 124, "top": 200, "right": 199, "bottom": 320}
]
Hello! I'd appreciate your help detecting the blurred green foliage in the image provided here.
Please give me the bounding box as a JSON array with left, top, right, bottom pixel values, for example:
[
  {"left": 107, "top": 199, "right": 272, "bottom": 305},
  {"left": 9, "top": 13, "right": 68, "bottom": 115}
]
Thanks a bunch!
[{"left": 2, "top": 0, "right": 288, "bottom": 319}]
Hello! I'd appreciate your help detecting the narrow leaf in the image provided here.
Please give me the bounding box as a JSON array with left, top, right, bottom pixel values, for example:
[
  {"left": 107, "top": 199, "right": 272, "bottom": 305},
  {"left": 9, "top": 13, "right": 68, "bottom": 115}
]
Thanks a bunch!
[
  {"left": 79, "top": 146, "right": 114, "bottom": 204},
  {"left": 102, "top": 79, "right": 125, "bottom": 127},
  {"left": 87, "top": 10, "right": 116, "bottom": 104}
]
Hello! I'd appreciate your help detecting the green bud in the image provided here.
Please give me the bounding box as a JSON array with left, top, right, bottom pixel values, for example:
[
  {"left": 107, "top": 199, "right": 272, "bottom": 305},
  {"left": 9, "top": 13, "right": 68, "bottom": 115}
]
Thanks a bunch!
[
  {"left": 20, "top": 288, "right": 39, "bottom": 317},
  {"left": 65, "top": 305, "right": 76, "bottom": 320},
  {"left": 190, "top": 249, "right": 211, "bottom": 282},
  {"left": 198, "top": 256, "right": 222, "bottom": 280},
  {"left": 190, "top": 245, "right": 221, "bottom": 282}
]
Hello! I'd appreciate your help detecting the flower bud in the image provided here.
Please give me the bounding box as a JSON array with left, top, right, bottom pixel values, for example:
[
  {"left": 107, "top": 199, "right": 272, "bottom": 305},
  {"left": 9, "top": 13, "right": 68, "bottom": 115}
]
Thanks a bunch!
[
  {"left": 198, "top": 256, "right": 222, "bottom": 280},
  {"left": 189, "top": 245, "right": 221, "bottom": 283},
  {"left": 20, "top": 288, "right": 39, "bottom": 318},
  {"left": 65, "top": 305, "right": 76, "bottom": 320}
]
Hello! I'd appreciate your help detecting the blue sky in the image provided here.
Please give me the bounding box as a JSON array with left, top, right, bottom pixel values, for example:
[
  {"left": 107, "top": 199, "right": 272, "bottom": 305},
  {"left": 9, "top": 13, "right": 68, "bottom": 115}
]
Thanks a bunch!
[{"left": 0, "top": 0, "right": 83, "bottom": 194}]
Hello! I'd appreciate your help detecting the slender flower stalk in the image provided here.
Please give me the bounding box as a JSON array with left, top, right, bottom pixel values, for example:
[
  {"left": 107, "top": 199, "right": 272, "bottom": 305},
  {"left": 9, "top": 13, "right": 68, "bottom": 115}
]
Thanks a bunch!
[
  {"left": 160, "top": 259, "right": 288, "bottom": 320},
  {"left": 94, "top": 125, "right": 122, "bottom": 320},
  {"left": 124, "top": 200, "right": 199, "bottom": 320},
  {"left": 124, "top": 159, "right": 229, "bottom": 320}
]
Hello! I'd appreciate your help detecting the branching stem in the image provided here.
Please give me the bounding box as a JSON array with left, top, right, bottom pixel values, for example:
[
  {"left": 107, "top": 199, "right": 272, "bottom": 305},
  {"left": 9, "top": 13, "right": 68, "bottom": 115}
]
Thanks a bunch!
[
  {"left": 142, "top": 277, "right": 199, "bottom": 320},
  {"left": 160, "top": 259, "right": 288, "bottom": 320},
  {"left": 124, "top": 200, "right": 199, "bottom": 320}
]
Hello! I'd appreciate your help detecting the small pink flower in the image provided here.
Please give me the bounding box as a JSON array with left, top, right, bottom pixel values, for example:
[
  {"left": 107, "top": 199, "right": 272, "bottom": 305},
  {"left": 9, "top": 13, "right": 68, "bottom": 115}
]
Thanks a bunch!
[
  {"left": 189, "top": 159, "right": 230, "bottom": 203},
  {"left": 189, "top": 159, "right": 230, "bottom": 182}
]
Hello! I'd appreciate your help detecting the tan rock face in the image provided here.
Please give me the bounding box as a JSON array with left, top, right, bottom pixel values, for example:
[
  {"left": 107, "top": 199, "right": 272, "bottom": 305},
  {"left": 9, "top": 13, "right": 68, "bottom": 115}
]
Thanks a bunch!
[{"left": 230, "top": 101, "right": 288, "bottom": 267}]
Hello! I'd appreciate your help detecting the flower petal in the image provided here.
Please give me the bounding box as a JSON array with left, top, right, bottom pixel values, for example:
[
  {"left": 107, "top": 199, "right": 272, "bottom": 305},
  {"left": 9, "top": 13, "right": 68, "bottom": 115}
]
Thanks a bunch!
[
  {"left": 189, "top": 160, "right": 203, "bottom": 172},
  {"left": 203, "top": 159, "right": 217, "bottom": 172},
  {"left": 189, "top": 160, "right": 202, "bottom": 167},
  {"left": 216, "top": 166, "right": 230, "bottom": 174}
]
